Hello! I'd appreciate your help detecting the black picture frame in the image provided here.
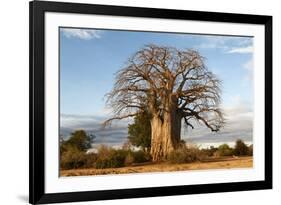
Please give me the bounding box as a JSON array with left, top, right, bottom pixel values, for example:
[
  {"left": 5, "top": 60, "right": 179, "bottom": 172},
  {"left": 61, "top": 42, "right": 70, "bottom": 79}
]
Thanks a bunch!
[{"left": 29, "top": 0, "right": 272, "bottom": 204}]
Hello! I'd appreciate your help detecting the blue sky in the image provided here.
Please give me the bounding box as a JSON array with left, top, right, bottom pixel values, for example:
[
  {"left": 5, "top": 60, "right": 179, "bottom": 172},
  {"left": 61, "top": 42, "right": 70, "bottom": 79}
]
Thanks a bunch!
[{"left": 60, "top": 27, "right": 254, "bottom": 146}]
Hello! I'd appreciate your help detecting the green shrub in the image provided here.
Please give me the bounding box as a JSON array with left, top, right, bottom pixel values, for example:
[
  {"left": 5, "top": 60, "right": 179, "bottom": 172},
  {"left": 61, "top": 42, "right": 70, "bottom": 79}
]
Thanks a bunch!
[
  {"left": 217, "top": 144, "right": 234, "bottom": 156},
  {"left": 234, "top": 139, "right": 249, "bottom": 156},
  {"left": 167, "top": 147, "right": 205, "bottom": 164},
  {"left": 128, "top": 111, "right": 152, "bottom": 151}
]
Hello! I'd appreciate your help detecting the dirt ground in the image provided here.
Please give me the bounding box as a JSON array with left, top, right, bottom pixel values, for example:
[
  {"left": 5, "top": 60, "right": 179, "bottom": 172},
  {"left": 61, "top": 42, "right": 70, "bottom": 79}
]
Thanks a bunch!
[{"left": 60, "top": 156, "right": 253, "bottom": 177}]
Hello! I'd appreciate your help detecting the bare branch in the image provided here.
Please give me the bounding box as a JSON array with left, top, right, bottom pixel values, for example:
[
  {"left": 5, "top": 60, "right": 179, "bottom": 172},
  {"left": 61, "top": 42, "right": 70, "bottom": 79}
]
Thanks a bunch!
[
  {"left": 102, "top": 113, "right": 139, "bottom": 128},
  {"left": 184, "top": 117, "right": 194, "bottom": 129}
]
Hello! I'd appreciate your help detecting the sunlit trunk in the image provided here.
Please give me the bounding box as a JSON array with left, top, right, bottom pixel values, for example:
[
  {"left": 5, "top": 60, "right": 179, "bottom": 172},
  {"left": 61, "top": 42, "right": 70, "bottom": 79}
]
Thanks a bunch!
[
  {"left": 150, "top": 98, "right": 182, "bottom": 162},
  {"left": 150, "top": 116, "right": 164, "bottom": 162}
]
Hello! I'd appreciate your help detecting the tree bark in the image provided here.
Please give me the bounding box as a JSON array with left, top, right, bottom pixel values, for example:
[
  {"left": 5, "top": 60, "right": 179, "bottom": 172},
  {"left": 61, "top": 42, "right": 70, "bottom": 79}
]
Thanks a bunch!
[
  {"left": 150, "top": 99, "right": 182, "bottom": 162},
  {"left": 150, "top": 116, "right": 164, "bottom": 162}
]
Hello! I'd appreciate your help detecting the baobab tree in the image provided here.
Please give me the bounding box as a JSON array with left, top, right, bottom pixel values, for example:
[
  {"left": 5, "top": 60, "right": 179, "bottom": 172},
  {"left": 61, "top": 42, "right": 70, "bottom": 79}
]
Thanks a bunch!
[{"left": 104, "top": 45, "right": 224, "bottom": 161}]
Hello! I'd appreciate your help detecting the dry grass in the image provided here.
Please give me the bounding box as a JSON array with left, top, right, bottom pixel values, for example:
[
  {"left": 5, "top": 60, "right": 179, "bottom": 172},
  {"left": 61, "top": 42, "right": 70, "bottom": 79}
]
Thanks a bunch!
[{"left": 60, "top": 156, "right": 253, "bottom": 177}]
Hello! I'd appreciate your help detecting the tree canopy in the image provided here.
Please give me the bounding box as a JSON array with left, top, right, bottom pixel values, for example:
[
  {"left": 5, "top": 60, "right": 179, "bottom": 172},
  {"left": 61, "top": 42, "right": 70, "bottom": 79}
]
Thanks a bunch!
[
  {"left": 105, "top": 45, "right": 224, "bottom": 130},
  {"left": 105, "top": 45, "right": 224, "bottom": 161}
]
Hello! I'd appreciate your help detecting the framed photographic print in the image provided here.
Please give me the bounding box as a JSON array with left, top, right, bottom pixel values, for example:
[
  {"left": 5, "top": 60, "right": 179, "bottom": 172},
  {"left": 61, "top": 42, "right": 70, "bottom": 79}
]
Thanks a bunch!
[{"left": 29, "top": 0, "right": 272, "bottom": 204}]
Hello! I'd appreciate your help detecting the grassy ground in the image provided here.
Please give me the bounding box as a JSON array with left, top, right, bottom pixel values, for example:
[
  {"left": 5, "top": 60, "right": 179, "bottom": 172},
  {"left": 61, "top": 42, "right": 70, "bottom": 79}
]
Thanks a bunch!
[{"left": 60, "top": 156, "right": 253, "bottom": 177}]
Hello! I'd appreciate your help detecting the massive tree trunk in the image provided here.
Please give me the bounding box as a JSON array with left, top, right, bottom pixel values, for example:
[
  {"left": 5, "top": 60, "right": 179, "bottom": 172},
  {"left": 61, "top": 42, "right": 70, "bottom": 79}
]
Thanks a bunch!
[
  {"left": 150, "top": 96, "right": 182, "bottom": 162},
  {"left": 150, "top": 116, "right": 164, "bottom": 162},
  {"left": 150, "top": 113, "right": 182, "bottom": 162}
]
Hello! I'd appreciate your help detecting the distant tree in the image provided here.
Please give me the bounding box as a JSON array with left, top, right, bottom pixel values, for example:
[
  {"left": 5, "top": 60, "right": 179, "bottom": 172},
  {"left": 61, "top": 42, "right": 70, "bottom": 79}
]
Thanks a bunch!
[
  {"left": 248, "top": 144, "right": 253, "bottom": 156},
  {"left": 62, "top": 130, "right": 95, "bottom": 152},
  {"left": 201, "top": 146, "right": 218, "bottom": 157},
  {"left": 217, "top": 144, "right": 233, "bottom": 156},
  {"left": 59, "top": 130, "right": 96, "bottom": 170},
  {"left": 209, "top": 146, "right": 218, "bottom": 156},
  {"left": 128, "top": 111, "right": 152, "bottom": 152},
  {"left": 234, "top": 139, "right": 249, "bottom": 156}
]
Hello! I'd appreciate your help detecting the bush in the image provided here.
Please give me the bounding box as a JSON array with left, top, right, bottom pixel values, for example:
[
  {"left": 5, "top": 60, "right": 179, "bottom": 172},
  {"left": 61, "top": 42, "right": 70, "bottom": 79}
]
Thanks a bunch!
[
  {"left": 167, "top": 147, "right": 205, "bottom": 164},
  {"left": 248, "top": 144, "right": 253, "bottom": 156},
  {"left": 124, "top": 152, "right": 135, "bottom": 166},
  {"left": 201, "top": 146, "right": 218, "bottom": 157},
  {"left": 96, "top": 145, "right": 112, "bottom": 159},
  {"left": 217, "top": 144, "right": 234, "bottom": 156},
  {"left": 234, "top": 139, "right": 249, "bottom": 156},
  {"left": 95, "top": 146, "right": 128, "bottom": 169},
  {"left": 82, "top": 153, "right": 98, "bottom": 168},
  {"left": 131, "top": 150, "right": 151, "bottom": 163},
  {"left": 60, "top": 146, "right": 97, "bottom": 170},
  {"left": 94, "top": 145, "right": 152, "bottom": 168}
]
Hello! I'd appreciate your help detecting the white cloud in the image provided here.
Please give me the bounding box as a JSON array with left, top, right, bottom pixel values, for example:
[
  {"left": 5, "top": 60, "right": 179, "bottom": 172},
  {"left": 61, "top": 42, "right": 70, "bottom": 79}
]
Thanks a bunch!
[
  {"left": 194, "top": 36, "right": 253, "bottom": 54},
  {"left": 195, "top": 36, "right": 230, "bottom": 50},
  {"left": 61, "top": 28, "right": 102, "bottom": 40},
  {"left": 227, "top": 46, "right": 253, "bottom": 54}
]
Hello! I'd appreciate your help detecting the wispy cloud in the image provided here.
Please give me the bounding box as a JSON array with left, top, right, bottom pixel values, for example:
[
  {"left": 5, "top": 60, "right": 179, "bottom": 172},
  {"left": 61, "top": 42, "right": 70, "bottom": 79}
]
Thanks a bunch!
[
  {"left": 227, "top": 46, "right": 253, "bottom": 54},
  {"left": 195, "top": 36, "right": 230, "bottom": 50},
  {"left": 194, "top": 36, "right": 253, "bottom": 54},
  {"left": 61, "top": 28, "right": 102, "bottom": 40}
]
